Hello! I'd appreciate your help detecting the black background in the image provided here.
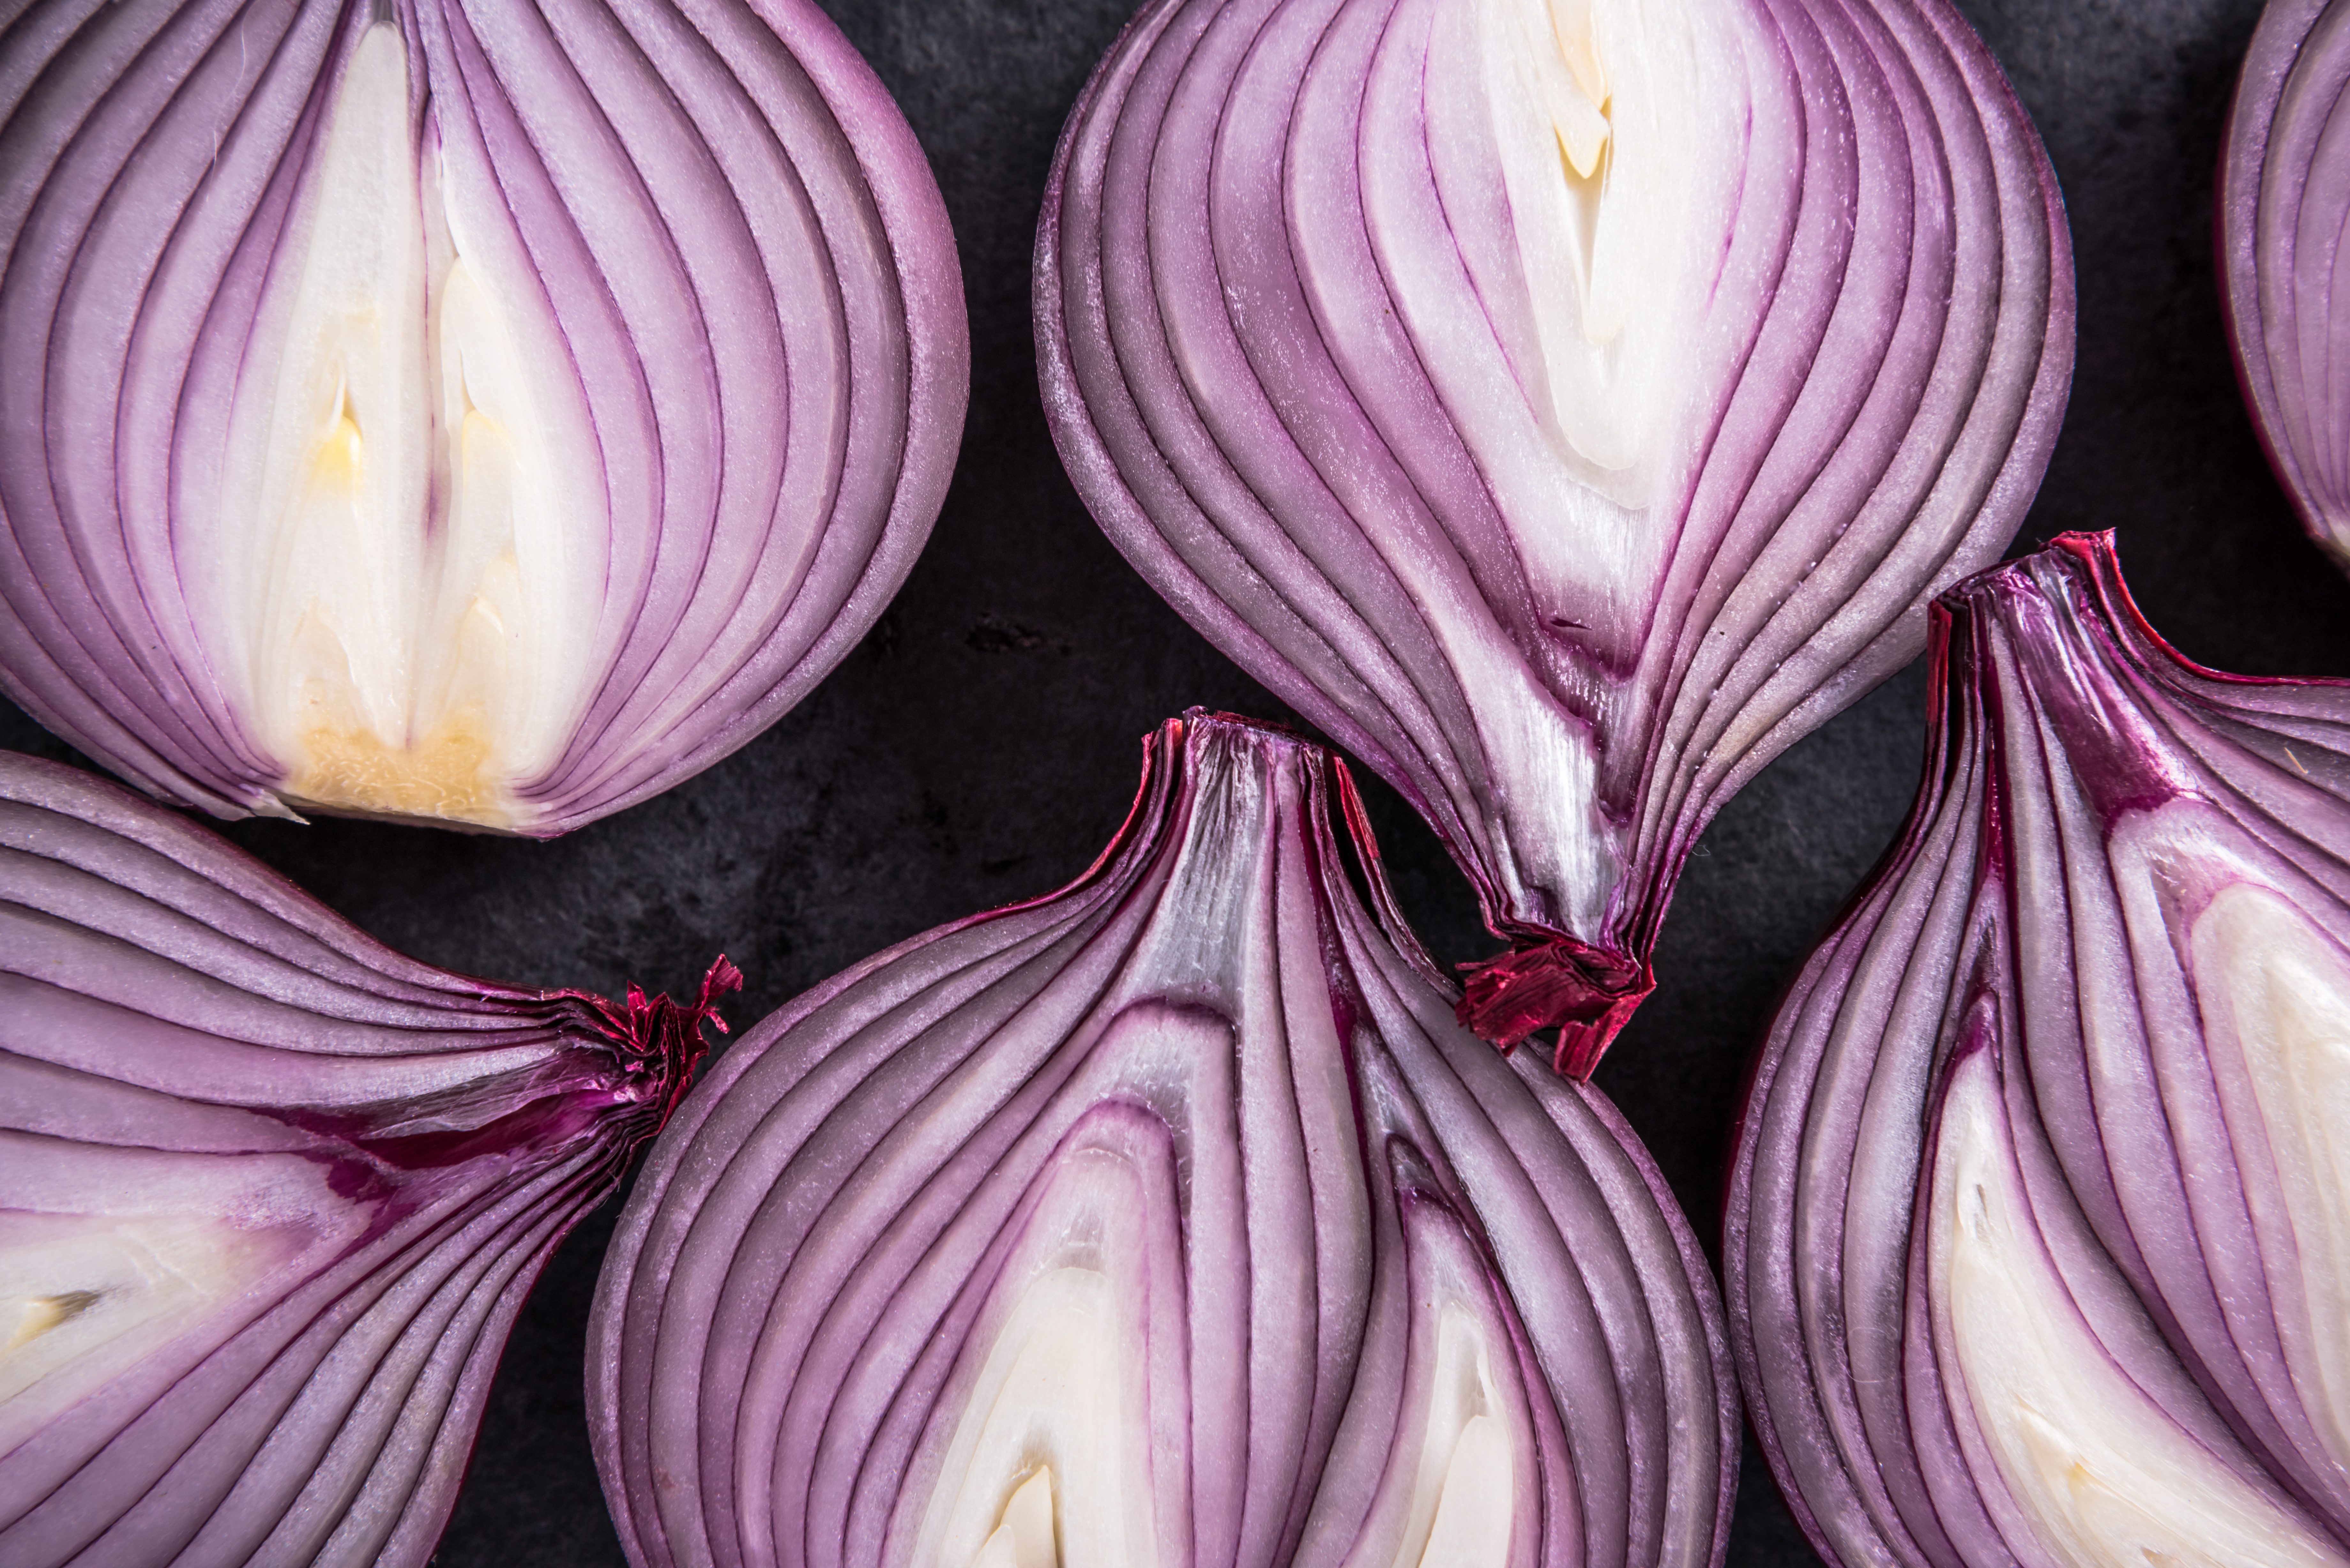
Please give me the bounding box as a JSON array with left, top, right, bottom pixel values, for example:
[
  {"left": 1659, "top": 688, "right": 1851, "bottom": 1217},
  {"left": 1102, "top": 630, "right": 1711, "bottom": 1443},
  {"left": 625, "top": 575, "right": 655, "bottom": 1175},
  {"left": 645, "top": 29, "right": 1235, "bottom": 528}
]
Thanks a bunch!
[{"left": 7, "top": 0, "right": 2348, "bottom": 1562}]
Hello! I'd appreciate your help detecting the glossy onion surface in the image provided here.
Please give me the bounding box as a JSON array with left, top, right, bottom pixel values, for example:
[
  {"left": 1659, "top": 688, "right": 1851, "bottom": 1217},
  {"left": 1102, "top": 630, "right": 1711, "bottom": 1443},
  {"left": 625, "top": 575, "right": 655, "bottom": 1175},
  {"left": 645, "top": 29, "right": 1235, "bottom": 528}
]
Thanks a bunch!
[
  {"left": 591, "top": 712, "right": 1736, "bottom": 1568},
  {"left": 0, "top": 750, "right": 733, "bottom": 1568},
  {"left": 2223, "top": 0, "right": 2350, "bottom": 568},
  {"left": 0, "top": 0, "right": 967, "bottom": 833},
  {"left": 1037, "top": 0, "right": 2074, "bottom": 1072},
  {"left": 1726, "top": 534, "right": 2350, "bottom": 1567}
]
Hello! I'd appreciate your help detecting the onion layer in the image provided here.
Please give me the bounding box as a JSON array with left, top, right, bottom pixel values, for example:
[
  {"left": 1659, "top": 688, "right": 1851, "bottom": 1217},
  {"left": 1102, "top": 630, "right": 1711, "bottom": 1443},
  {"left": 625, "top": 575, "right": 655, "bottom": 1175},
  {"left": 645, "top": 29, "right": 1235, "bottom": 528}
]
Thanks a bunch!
[
  {"left": 0, "top": 0, "right": 966, "bottom": 833},
  {"left": 1036, "top": 0, "right": 2073, "bottom": 1072},
  {"left": 2222, "top": 0, "right": 2350, "bottom": 566},
  {"left": 590, "top": 711, "right": 1736, "bottom": 1568},
  {"left": 0, "top": 750, "right": 734, "bottom": 1567},
  {"left": 1725, "top": 534, "right": 2350, "bottom": 1567}
]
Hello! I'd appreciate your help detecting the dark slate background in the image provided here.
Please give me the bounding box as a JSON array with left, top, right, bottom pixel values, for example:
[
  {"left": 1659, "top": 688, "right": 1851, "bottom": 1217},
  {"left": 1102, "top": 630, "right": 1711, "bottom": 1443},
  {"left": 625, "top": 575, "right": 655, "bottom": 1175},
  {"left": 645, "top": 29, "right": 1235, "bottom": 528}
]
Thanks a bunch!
[{"left": 6, "top": 0, "right": 2346, "bottom": 1562}]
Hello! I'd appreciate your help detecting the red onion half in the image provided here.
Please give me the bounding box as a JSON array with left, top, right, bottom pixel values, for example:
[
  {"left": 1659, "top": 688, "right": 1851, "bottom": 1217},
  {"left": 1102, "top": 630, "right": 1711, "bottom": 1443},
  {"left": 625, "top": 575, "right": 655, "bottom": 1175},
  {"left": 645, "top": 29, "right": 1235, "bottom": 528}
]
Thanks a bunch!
[
  {"left": 1725, "top": 534, "right": 2350, "bottom": 1566},
  {"left": 2222, "top": 0, "right": 2350, "bottom": 566},
  {"left": 0, "top": 0, "right": 966, "bottom": 834},
  {"left": 1036, "top": 0, "right": 2073, "bottom": 1072},
  {"left": 590, "top": 711, "right": 1736, "bottom": 1568},
  {"left": 0, "top": 750, "right": 734, "bottom": 1567}
]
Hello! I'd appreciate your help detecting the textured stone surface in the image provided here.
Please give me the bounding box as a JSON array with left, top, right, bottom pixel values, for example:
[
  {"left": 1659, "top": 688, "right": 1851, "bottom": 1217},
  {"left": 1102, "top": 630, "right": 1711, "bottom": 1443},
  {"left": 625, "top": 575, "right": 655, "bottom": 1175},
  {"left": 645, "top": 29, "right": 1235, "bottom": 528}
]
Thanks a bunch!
[{"left": 3, "top": 0, "right": 2342, "bottom": 1563}]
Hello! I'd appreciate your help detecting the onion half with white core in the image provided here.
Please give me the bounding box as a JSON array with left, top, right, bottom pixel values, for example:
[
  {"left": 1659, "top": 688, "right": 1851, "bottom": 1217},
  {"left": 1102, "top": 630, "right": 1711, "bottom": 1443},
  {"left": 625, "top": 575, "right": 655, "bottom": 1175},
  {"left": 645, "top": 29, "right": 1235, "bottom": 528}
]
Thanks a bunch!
[
  {"left": 589, "top": 711, "right": 1738, "bottom": 1568},
  {"left": 0, "top": 0, "right": 967, "bottom": 833},
  {"left": 2222, "top": 0, "right": 2350, "bottom": 567},
  {"left": 1724, "top": 533, "right": 2350, "bottom": 1568},
  {"left": 1036, "top": 0, "right": 2074, "bottom": 1073},
  {"left": 0, "top": 749, "right": 736, "bottom": 1567}
]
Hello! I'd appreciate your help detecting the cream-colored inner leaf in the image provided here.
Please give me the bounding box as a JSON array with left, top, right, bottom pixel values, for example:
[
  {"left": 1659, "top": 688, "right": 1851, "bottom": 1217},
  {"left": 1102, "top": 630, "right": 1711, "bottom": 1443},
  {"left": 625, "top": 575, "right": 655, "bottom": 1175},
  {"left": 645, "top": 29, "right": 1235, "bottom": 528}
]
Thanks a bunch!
[
  {"left": 973, "top": 1465, "right": 1059, "bottom": 1568},
  {"left": 1392, "top": 1304, "right": 1517, "bottom": 1568},
  {"left": 914, "top": 1266, "right": 1155, "bottom": 1568},
  {"left": 2196, "top": 883, "right": 2350, "bottom": 1481},
  {"left": 1484, "top": 0, "right": 1715, "bottom": 497},
  {"left": 0, "top": 1210, "right": 300, "bottom": 1453},
  {"left": 1935, "top": 1056, "right": 2346, "bottom": 1568},
  {"left": 226, "top": 23, "right": 595, "bottom": 827}
]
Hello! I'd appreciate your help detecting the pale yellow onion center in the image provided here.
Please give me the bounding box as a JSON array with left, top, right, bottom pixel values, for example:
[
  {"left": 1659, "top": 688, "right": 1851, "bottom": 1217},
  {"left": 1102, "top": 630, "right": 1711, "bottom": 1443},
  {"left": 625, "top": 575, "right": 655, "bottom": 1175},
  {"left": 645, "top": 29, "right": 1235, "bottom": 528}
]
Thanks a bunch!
[
  {"left": 912, "top": 1233, "right": 1518, "bottom": 1567},
  {"left": 0, "top": 1205, "right": 310, "bottom": 1461},
  {"left": 1934, "top": 1052, "right": 2346, "bottom": 1568},
  {"left": 224, "top": 24, "right": 596, "bottom": 827},
  {"left": 1484, "top": 0, "right": 1714, "bottom": 500},
  {"left": 2195, "top": 882, "right": 2350, "bottom": 1480}
]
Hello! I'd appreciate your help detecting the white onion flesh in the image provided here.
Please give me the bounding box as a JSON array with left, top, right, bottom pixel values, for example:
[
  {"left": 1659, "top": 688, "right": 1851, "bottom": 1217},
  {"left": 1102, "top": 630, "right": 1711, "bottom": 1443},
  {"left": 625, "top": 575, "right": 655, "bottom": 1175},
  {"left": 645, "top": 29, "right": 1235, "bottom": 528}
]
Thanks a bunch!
[
  {"left": 0, "top": 749, "right": 733, "bottom": 1567},
  {"left": 2198, "top": 883, "right": 2350, "bottom": 1478},
  {"left": 234, "top": 23, "right": 597, "bottom": 824},
  {"left": 1932, "top": 1048, "right": 2347, "bottom": 1568}
]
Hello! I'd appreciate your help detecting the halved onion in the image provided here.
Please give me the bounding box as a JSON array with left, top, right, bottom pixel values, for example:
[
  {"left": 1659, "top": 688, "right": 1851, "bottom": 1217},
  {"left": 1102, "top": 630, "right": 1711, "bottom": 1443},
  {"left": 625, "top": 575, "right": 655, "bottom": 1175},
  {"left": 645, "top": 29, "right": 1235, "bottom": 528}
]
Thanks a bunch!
[
  {"left": 0, "top": 0, "right": 967, "bottom": 833},
  {"left": 1725, "top": 534, "right": 2350, "bottom": 1566},
  {"left": 2222, "top": 0, "right": 2350, "bottom": 566},
  {"left": 0, "top": 749, "right": 734, "bottom": 1567},
  {"left": 1036, "top": 0, "right": 2073, "bottom": 1072},
  {"left": 590, "top": 711, "right": 1736, "bottom": 1568}
]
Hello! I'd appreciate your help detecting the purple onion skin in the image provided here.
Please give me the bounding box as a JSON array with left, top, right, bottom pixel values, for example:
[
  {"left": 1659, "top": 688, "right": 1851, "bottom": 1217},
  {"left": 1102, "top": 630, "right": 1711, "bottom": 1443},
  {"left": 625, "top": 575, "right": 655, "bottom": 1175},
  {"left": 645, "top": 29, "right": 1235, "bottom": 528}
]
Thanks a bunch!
[
  {"left": 1725, "top": 533, "right": 2350, "bottom": 1567},
  {"left": 1035, "top": 0, "right": 2074, "bottom": 1075},
  {"left": 2222, "top": 0, "right": 2350, "bottom": 568},
  {"left": 0, "top": 750, "right": 733, "bottom": 1568},
  {"left": 590, "top": 711, "right": 1737, "bottom": 1568},
  {"left": 0, "top": 0, "right": 966, "bottom": 835}
]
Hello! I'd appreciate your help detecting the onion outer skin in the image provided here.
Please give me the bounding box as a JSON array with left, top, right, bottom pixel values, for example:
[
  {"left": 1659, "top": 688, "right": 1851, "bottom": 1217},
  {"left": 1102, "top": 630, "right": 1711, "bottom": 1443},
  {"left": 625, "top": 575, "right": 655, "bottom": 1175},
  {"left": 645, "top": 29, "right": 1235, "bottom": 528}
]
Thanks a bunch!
[
  {"left": 589, "top": 710, "right": 1737, "bottom": 1568},
  {"left": 0, "top": 0, "right": 967, "bottom": 835},
  {"left": 1725, "top": 533, "right": 2350, "bottom": 1568},
  {"left": 0, "top": 749, "right": 734, "bottom": 1568},
  {"left": 1036, "top": 0, "right": 2073, "bottom": 1074},
  {"left": 2221, "top": 0, "right": 2350, "bottom": 567}
]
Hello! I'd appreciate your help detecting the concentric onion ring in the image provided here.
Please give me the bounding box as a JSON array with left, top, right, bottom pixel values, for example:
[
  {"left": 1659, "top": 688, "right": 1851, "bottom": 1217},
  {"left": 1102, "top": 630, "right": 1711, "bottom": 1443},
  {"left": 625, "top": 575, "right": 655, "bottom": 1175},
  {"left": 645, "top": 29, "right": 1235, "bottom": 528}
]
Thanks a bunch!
[{"left": 2222, "top": 0, "right": 2350, "bottom": 568}]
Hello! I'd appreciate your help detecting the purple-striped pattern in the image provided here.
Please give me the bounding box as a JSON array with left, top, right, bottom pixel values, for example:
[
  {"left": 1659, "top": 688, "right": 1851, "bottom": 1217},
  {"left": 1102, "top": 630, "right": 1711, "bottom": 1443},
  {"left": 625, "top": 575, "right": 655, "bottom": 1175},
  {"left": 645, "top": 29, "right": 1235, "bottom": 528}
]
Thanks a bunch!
[
  {"left": 591, "top": 712, "right": 1736, "bottom": 1568},
  {"left": 1726, "top": 534, "right": 2350, "bottom": 1566},
  {"left": 0, "top": 750, "right": 723, "bottom": 1567},
  {"left": 1036, "top": 0, "right": 2072, "bottom": 1071},
  {"left": 0, "top": 0, "right": 965, "bottom": 832}
]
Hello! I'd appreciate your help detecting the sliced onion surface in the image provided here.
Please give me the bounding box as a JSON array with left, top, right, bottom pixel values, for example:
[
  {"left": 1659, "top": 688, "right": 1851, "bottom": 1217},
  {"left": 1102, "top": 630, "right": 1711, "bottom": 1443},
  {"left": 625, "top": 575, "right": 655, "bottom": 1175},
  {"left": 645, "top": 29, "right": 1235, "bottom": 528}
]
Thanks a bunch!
[
  {"left": 0, "top": 0, "right": 966, "bottom": 833},
  {"left": 1725, "top": 533, "right": 2350, "bottom": 1567},
  {"left": 590, "top": 711, "right": 1736, "bottom": 1568},
  {"left": 1036, "top": 0, "right": 2073, "bottom": 1072},
  {"left": 0, "top": 750, "right": 734, "bottom": 1567},
  {"left": 2222, "top": 0, "right": 2350, "bottom": 566}
]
